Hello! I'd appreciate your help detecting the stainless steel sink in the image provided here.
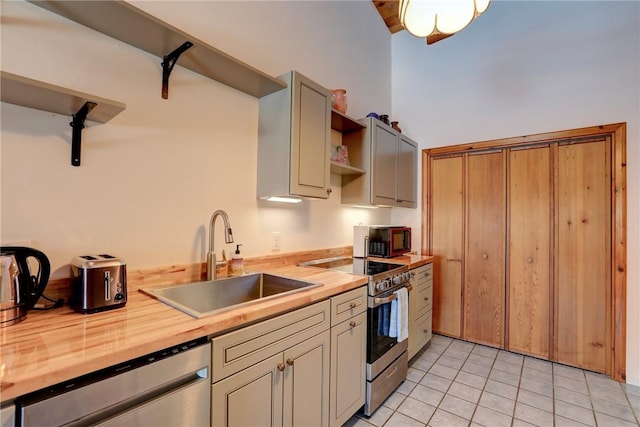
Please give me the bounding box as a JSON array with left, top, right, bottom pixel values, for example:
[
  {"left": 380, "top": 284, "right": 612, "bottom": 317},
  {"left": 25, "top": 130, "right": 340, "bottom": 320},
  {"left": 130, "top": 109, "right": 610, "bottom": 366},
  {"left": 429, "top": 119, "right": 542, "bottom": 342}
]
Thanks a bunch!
[{"left": 140, "top": 273, "right": 321, "bottom": 319}]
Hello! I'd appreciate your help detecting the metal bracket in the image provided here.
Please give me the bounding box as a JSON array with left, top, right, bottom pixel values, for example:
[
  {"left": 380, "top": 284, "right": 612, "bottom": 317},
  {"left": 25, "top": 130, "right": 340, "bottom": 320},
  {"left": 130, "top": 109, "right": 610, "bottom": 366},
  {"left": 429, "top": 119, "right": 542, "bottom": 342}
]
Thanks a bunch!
[
  {"left": 69, "top": 101, "right": 97, "bottom": 167},
  {"left": 161, "top": 41, "right": 194, "bottom": 99}
]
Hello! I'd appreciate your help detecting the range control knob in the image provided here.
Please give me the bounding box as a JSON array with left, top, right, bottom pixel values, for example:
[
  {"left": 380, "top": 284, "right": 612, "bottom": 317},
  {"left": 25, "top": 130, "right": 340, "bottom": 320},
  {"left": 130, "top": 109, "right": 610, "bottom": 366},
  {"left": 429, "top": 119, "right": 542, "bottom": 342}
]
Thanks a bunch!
[
  {"left": 375, "top": 281, "right": 385, "bottom": 291},
  {"left": 392, "top": 275, "right": 403, "bottom": 285}
]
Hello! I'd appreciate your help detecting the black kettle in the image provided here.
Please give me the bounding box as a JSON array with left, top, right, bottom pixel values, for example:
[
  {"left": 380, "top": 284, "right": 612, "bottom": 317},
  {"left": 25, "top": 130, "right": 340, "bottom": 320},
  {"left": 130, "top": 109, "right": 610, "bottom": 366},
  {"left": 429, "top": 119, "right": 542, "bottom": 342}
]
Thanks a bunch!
[{"left": 0, "top": 246, "right": 51, "bottom": 326}]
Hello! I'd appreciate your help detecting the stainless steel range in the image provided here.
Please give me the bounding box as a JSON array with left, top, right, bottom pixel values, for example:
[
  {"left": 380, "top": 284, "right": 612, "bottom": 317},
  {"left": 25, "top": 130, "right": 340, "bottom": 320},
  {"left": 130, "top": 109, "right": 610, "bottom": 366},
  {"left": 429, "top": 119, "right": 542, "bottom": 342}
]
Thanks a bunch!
[{"left": 299, "top": 256, "right": 411, "bottom": 416}]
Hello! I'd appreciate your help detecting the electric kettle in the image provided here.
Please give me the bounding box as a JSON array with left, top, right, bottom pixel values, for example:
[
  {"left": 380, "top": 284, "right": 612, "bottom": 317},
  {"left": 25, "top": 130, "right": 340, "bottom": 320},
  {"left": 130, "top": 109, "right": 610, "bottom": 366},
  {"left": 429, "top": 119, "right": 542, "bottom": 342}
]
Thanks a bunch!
[{"left": 0, "top": 246, "right": 51, "bottom": 326}]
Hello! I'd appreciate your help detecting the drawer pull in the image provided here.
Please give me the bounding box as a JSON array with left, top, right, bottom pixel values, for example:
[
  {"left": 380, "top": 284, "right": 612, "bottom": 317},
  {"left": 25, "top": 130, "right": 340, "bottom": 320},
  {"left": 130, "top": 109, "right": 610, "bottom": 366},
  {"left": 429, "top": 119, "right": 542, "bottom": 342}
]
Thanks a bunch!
[
  {"left": 286, "top": 358, "right": 294, "bottom": 366},
  {"left": 423, "top": 329, "right": 429, "bottom": 333},
  {"left": 482, "top": 254, "right": 489, "bottom": 260},
  {"left": 424, "top": 297, "right": 429, "bottom": 301},
  {"left": 350, "top": 302, "right": 357, "bottom": 309},
  {"left": 277, "top": 363, "right": 285, "bottom": 372},
  {"left": 386, "top": 365, "right": 399, "bottom": 379},
  {"left": 526, "top": 257, "right": 534, "bottom": 264},
  {"left": 350, "top": 320, "right": 357, "bottom": 328}
]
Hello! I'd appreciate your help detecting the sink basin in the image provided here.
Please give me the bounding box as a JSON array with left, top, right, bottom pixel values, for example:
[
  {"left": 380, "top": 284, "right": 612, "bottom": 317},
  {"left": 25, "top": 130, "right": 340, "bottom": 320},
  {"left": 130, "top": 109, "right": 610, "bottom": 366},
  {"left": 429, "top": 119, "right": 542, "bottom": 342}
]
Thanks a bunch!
[{"left": 140, "top": 273, "right": 322, "bottom": 319}]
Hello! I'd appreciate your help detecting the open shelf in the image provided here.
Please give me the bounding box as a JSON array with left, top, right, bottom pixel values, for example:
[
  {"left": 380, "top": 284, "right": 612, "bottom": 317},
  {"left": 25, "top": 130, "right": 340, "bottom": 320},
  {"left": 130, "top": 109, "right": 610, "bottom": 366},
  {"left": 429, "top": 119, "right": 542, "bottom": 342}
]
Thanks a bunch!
[
  {"left": 28, "top": 0, "right": 287, "bottom": 98},
  {"left": 330, "top": 161, "right": 366, "bottom": 176},
  {"left": 0, "top": 71, "right": 125, "bottom": 123},
  {"left": 331, "top": 109, "right": 365, "bottom": 133}
]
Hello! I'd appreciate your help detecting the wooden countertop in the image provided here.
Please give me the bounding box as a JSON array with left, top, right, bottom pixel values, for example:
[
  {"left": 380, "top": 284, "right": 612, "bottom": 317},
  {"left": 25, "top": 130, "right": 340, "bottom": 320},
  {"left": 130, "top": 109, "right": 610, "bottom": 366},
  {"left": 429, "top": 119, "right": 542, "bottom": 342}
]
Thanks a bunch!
[
  {"left": 0, "top": 265, "right": 368, "bottom": 401},
  {"left": 0, "top": 253, "right": 433, "bottom": 401}
]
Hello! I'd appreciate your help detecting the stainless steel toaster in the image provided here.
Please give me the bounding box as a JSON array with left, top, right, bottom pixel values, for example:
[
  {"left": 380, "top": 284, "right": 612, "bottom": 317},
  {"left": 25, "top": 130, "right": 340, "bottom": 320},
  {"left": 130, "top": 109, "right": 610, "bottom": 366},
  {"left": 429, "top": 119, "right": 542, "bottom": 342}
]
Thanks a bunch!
[{"left": 70, "top": 254, "right": 127, "bottom": 313}]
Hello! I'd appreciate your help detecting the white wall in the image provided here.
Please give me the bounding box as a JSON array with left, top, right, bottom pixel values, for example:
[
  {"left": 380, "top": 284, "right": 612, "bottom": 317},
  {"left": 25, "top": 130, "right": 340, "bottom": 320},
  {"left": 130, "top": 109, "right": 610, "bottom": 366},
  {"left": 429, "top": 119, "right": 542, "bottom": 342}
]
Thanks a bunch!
[
  {"left": 391, "top": 1, "right": 640, "bottom": 385},
  {"left": 0, "top": 0, "right": 393, "bottom": 278}
]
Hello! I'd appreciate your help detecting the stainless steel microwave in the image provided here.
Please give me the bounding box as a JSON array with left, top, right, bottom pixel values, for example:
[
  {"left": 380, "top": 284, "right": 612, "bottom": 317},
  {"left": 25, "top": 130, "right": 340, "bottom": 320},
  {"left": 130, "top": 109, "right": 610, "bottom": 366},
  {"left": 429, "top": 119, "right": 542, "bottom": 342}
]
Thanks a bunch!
[{"left": 368, "top": 226, "right": 411, "bottom": 258}]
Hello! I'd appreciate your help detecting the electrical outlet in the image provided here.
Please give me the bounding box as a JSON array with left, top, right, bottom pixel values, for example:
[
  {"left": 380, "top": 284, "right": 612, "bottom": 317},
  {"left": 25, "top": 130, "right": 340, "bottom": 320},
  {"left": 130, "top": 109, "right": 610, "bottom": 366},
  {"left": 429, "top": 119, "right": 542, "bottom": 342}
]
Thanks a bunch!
[{"left": 271, "top": 232, "right": 281, "bottom": 253}]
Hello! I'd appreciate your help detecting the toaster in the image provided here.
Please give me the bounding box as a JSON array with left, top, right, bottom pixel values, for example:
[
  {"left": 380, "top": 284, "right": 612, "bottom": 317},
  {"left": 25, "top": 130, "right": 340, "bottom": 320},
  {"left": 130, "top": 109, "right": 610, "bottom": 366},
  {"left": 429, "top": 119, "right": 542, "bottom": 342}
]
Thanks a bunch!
[{"left": 70, "top": 254, "right": 127, "bottom": 314}]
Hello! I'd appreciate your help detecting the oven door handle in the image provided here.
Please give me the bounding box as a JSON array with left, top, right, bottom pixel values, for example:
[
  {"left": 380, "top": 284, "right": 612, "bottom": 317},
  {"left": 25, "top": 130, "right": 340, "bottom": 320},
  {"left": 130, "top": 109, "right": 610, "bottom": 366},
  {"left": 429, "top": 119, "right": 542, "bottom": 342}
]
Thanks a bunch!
[{"left": 373, "top": 285, "right": 412, "bottom": 305}]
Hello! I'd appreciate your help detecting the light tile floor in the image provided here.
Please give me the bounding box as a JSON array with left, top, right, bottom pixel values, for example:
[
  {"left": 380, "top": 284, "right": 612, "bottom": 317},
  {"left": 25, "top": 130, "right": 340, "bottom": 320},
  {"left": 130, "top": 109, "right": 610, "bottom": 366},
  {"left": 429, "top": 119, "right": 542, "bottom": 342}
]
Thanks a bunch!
[{"left": 345, "top": 335, "right": 640, "bottom": 427}]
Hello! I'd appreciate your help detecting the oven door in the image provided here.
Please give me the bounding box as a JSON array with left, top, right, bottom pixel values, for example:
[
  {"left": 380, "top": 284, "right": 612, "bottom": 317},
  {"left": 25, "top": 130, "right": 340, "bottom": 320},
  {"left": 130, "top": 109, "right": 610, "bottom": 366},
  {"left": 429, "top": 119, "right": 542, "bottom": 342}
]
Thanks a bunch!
[{"left": 367, "top": 287, "right": 401, "bottom": 365}]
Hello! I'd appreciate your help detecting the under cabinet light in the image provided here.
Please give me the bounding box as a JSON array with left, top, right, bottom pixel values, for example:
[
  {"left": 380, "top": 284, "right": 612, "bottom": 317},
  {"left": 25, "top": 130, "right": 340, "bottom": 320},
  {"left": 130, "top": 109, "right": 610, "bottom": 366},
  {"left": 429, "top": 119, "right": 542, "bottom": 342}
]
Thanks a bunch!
[{"left": 261, "top": 196, "right": 302, "bottom": 204}]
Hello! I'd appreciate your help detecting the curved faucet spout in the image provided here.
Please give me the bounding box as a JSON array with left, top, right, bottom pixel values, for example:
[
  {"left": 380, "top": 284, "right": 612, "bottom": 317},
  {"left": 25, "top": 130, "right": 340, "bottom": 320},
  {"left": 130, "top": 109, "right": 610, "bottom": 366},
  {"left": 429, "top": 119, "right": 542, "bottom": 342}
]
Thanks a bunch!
[{"left": 207, "top": 210, "right": 234, "bottom": 280}]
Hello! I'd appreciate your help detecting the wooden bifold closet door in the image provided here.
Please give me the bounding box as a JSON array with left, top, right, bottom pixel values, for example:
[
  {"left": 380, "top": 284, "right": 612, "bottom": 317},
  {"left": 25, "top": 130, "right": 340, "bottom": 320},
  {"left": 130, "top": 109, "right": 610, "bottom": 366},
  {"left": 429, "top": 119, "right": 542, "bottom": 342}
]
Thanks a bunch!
[
  {"left": 425, "top": 123, "right": 624, "bottom": 379},
  {"left": 507, "top": 146, "right": 552, "bottom": 359},
  {"left": 430, "top": 155, "right": 464, "bottom": 338},
  {"left": 464, "top": 151, "right": 505, "bottom": 348},
  {"left": 554, "top": 139, "right": 611, "bottom": 373}
]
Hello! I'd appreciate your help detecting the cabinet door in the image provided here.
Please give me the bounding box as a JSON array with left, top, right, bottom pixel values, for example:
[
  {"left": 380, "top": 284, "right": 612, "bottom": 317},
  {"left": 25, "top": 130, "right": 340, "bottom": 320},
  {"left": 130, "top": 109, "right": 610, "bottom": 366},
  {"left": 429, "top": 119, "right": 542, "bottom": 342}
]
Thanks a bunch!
[
  {"left": 283, "top": 330, "right": 330, "bottom": 427},
  {"left": 397, "top": 135, "right": 418, "bottom": 208},
  {"left": 555, "top": 140, "right": 611, "bottom": 373},
  {"left": 508, "top": 146, "right": 552, "bottom": 359},
  {"left": 464, "top": 151, "right": 505, "bottom": 347},
  {"left": 212, "top": 353, "right": 283, "bottom": 427},
  {"left": 408, "top": 264, "right": 433, "bottom": 359},
  {"left": 430, "top": 155, "right": 463, "bottom": 338},
  {"left": 371, "top": 122, "right": 398, "bottom": 205},
  {"left": 330, "top": 312, "right": 366, "bottom": 427},
  {"left": 291, "top": 73, "right": 331, "bottom": 198}
]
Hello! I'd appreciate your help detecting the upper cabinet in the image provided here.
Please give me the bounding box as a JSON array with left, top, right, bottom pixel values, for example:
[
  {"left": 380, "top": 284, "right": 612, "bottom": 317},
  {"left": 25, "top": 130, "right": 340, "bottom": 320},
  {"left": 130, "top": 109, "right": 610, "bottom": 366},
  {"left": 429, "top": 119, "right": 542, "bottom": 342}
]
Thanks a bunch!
[
  {"left": 257, "top": 71, "right": 332, "bottom": 200},
  {"left": 28, "top": 0, "right": 286, "bottom": 99},
  {"left": 341, "top": 117, "right": 418, "bottom": 208}
]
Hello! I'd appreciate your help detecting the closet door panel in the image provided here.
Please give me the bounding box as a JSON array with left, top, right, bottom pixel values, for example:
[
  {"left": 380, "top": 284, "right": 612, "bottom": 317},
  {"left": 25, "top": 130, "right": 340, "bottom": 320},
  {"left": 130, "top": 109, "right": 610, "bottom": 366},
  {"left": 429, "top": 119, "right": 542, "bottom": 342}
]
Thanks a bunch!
[
  {"left": 464, "top": 152, "right": 505, "bottom": 347},
  {"left": 430, "top": 156, "right": 464, "bottom": 338},
  {"left": 555, "top": 140, "right": 611, "bottom": 373},
  {"left": 507, "top": 146, "right": 552, "bottom": 359}
]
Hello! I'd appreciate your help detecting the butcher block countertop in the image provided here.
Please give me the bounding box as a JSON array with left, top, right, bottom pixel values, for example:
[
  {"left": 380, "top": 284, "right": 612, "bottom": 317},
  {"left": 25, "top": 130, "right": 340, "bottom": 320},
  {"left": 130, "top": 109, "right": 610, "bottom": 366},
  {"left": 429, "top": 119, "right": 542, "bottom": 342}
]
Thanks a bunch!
[{"left": 0, "top": 252, "right": 432, "bottom": 401}]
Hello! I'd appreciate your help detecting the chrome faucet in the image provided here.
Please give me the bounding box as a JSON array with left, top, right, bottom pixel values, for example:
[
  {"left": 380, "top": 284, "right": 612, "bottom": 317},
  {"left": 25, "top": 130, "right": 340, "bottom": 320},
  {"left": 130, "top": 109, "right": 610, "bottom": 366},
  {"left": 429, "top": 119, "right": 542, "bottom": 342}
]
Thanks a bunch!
[{"left": 207, "top": 210, "right": 234, "bottom": 280}]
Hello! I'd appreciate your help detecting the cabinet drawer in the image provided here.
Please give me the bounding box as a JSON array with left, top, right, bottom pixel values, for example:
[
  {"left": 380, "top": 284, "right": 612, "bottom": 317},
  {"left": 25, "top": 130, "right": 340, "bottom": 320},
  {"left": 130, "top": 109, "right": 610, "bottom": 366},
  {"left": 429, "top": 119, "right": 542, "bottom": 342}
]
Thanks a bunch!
[
  {"left": 413, "top": 310, "right": 433, "bottom": 352},
  {"left": 413, "top": 263, "right": 433, "bottom": 286},
  {"left": 330, "top": 286, "right": 367, "bottom": 326},
  {"left": 211, "top": 300, "right": 330, "bottom": 382},
  {"left": 414, "top": 283, "right": 433, "bottom": 320}
]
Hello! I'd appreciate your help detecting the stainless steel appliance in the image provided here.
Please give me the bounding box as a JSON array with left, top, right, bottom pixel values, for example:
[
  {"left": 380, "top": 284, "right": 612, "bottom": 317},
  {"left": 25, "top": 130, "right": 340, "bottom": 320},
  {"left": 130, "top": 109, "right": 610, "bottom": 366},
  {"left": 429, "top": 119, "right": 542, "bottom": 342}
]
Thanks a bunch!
[
  {"left": 16, "top": 338, "right": 210, "bottom": 427},
  {"left": 0, "top": 247, "right": 51, "bottom": 326},
  {"left": 353, "top": 226, "right": 412, "bottom": 259},
  {"left": 299, "top": 256, "right": 411, "bottom": 416},
  {"left": 70, "top": 254, "right": 127, "bottom": 314}
]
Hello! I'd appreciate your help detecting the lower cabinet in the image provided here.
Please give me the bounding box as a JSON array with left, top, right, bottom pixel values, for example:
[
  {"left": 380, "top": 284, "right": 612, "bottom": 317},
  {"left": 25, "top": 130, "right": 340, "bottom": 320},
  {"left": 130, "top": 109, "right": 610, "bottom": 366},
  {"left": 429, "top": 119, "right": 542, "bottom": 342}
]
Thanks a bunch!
[
  {"left": 329, "top": 287, "right": 367, "bottom": 427},
  {"left": 408, "top": 263, "right": 433, "bottom": 360},
  {"left": 211, "top": 287, "right": 368, "bottom": 427},
  {"left": 211, "top": 300, "right": 331, "bottom": 427},
  {"left": 211, "top": 331, "right": 330, "bottom": 427}
]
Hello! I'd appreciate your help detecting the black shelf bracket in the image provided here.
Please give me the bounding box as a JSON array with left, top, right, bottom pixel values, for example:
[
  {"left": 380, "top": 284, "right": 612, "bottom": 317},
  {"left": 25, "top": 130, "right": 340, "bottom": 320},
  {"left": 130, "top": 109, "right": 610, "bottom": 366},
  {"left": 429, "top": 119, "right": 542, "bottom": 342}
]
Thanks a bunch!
[
  {"left": 161, "top": 41, "right": 193, "bottom": 99},
  {"left": 70, "top": 101, "right": 97, "bottom": 167}
]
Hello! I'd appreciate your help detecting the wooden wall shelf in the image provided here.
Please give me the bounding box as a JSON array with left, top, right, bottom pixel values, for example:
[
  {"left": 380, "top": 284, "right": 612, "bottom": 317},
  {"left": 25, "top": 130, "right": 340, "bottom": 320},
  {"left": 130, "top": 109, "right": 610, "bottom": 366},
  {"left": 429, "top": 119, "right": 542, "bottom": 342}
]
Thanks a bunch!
[
  {"left": 331, "top": 110, "right": 365, "bottom": 133},
  {"left": 28, "top": 0, "right": 287, "bottom": 99},
  {"left": 0, "top": 71, "right": 125, "bottom": 123},
  {"left": 330, "top": 161, "right": 365, "bottom": 176}
]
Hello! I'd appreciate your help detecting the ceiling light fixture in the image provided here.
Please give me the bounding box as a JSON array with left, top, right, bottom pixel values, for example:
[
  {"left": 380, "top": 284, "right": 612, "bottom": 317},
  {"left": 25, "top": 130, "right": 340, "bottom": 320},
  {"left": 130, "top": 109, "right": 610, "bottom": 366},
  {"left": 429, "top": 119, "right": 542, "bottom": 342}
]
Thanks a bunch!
[{"left": 399, "top": 0, "right": 490, "bottom": 44}]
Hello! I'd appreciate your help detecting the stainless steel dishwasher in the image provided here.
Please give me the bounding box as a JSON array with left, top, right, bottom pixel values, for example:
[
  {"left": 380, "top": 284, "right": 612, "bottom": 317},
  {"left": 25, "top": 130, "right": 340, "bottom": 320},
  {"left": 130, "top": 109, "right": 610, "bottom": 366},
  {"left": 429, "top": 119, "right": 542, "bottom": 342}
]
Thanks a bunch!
[{"left": 16, "top": 338, "right": 210, "bottom": 427}]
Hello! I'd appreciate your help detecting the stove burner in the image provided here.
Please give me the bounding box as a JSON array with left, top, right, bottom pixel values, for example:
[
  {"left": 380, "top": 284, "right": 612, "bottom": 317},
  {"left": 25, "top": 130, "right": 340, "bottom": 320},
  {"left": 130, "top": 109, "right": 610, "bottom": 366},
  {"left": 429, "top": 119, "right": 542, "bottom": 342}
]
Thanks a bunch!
[{"left": 298, "top": 256, "right": 409, "bottom": 297}]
